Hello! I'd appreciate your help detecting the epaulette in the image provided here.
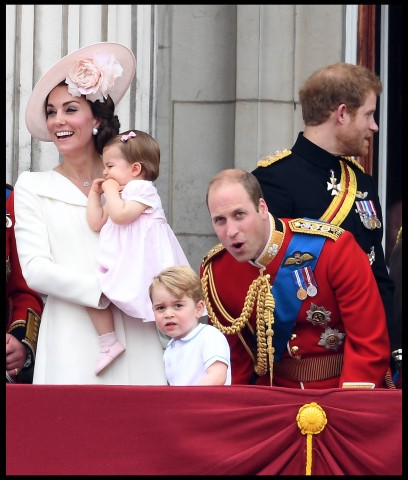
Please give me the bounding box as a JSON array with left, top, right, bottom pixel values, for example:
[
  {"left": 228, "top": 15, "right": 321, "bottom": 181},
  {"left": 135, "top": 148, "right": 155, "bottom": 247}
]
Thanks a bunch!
[
  {"left": 201, "top": 242, "right": 225, "bottom": 268},
  {"left": 288, "top": 218, "right": 344, "bottom": 241},
  {"left": 341, "top": 156, "right": 365, "bottom": 173},
  {"left": 257, "top": 148, "right": 291, "bottom": 167}
]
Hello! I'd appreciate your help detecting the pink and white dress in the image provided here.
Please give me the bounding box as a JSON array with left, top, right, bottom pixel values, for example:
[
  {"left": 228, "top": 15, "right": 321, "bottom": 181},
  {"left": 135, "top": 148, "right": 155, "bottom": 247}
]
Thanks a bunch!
[{"left": 96, "top": 179, "right": 190, "bottom": 322}]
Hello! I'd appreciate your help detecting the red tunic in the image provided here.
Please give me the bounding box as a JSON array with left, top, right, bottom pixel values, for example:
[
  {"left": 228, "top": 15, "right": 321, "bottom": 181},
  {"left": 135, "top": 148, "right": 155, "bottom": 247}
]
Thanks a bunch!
[
  {"left": 200, "top": 218, "right": 390, "bottom": 389},
  {"left": 6, "top": 186, "right": 43, "bottom": 339}
]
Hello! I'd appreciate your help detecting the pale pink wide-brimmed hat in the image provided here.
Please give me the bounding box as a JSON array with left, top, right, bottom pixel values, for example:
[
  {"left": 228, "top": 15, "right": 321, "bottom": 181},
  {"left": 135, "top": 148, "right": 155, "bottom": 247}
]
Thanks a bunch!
[{"left": 25, "top": 42, "right": 136, "bottom": 142}]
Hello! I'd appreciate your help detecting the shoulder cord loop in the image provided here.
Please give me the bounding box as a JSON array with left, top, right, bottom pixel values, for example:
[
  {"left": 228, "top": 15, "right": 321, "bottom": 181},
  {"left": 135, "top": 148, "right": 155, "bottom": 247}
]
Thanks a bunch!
[{"left": 201, "top": 263, "right": 275, "bottom": 385}]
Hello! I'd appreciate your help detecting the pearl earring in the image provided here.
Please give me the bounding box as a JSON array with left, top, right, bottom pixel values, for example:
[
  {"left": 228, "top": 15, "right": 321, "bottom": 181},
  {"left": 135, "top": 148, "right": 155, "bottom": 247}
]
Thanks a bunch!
[{"left": 92, "top": 127, "right": 99, "bottom": 136}]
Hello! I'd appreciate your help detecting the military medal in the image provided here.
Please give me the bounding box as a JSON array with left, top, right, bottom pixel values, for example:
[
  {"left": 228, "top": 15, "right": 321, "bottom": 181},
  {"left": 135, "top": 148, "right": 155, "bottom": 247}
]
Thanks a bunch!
[
  {"left": 368, "top": 200, "right": 382, "bottom": 228},
  {"left": 360, "top": 213, "right": 370, "bottom": 228},
  {"left": 293, "top": 270, "right": 308, "bottom": 300},
  {"left": 307, "top": 284, "right": 317, "bottom": 297},
  {"left": 318, "top": 327, "right": 346, "bottom": 351},
  {"left": 355, "top": 201, "right": 377, "bottom": 230},
  {"left": 363, "top": 215, "right": 372, "bottom": 230},
  {"left": 355, "top": 201, "right": 368, "bottom": 227},
  {"left": 292, "top": 265, "right": 318, "bottom": 300},
  {"left": 303, "top": 266, "right": 318, "bottom": 297},
  {"left": 327, "top": 169, "right": 341, "bottom": 196},
  {"left": 297, "top": 288, "right": 308, "bottom": 300},
  {"left": 306, "top": 303, "right": 331, "bottom": 328},
  {"left": 355, "top": 200, "right": 381, "bottom": 230}
]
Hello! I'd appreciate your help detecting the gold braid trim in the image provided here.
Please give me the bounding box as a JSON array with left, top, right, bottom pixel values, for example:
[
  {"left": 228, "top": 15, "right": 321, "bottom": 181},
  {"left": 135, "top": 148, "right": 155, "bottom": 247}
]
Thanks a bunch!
[
  {"left": 342, "top": 155, "right": 365, "bottom": 172},
  {"left": 257, "top": 148, "right": 292, "bottom": 167},
  {"left": 201, "top": 263, "right": 275, "bottom": 385},
  {"left": 288, "top": 219, "right": 344, "bottom": 241},
  {"left": 396, "top": 226, "right": 402, "bottom": 244},
  {"left": 22, "top": 308, "right": 41, "bottom": 357}
]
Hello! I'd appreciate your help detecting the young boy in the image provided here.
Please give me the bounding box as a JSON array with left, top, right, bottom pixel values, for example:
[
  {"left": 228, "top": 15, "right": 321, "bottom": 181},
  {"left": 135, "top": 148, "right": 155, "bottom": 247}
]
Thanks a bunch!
[{"left": 149, "top": 265, "right": 231, "bottom": 385}]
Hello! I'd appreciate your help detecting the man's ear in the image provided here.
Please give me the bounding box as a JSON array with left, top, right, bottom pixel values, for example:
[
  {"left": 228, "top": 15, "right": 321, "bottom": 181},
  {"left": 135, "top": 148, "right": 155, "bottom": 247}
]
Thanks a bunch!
[
  {"left": 335, "top": 104, "right": 347, "bottom": 123},
  {"left": 259, "top": 198, "right": 269, "bottom": 217}
]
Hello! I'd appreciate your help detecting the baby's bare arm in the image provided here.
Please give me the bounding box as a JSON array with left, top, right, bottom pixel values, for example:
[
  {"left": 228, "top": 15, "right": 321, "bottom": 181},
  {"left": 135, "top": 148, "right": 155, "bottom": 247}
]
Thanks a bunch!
[
  {"left": 103, "top": 179, "right": 148, "bottom": 225},
  {"left": 87, "top": 178, "right": 108, "bottom": 231}
]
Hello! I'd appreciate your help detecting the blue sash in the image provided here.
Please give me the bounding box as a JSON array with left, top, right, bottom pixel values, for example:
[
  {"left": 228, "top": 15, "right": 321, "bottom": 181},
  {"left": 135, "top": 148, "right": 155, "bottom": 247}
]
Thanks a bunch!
[{"left": 272, "top": 232, "right": 326, "bottom": 360}]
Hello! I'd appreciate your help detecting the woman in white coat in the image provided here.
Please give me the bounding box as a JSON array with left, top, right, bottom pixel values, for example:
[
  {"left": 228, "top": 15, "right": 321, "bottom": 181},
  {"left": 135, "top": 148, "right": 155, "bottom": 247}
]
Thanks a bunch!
[{"left": 14, "top": 42, "right": 167, "bottom": 385}]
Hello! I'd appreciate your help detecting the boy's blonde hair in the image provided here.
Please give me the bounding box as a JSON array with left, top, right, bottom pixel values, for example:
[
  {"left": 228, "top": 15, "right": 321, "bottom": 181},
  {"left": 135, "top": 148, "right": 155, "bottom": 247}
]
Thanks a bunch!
[{"left": 149, "top": 265, "right": 204, "bottom": 304}]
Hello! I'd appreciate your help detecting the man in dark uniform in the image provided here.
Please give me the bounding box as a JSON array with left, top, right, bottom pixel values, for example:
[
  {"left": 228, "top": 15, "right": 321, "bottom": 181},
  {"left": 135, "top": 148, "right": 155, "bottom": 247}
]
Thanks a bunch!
[
  {"left": 201, "top": 169, "right": 392, "bottom": 388},
  {"left": 251, "top": 63, "right": 394, "bottom": 354},
  {"left": 6, "top": 184, "right": 43, "bottom": 383}
]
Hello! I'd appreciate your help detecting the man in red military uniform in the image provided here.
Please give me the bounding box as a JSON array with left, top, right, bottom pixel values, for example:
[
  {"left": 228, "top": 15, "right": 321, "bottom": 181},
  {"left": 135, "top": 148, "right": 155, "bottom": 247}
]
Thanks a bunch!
[
  {"left": 200, "top": 169, "right": 392, "bottom": 388},
  {"left": 6, "top": 184, "right": 43, "bottom": 383}
]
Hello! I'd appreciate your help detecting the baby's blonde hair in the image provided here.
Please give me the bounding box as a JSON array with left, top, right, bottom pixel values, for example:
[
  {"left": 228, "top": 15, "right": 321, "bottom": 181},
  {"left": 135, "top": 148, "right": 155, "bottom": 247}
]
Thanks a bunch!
[{"left": 103, "top": 129, "right": 160, "bottom": 181}]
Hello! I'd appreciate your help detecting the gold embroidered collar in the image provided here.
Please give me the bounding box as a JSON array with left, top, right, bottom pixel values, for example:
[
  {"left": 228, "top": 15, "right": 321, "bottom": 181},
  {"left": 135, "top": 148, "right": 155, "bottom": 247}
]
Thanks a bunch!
[{"left": 249, "top": 214, "right": 285, "bottom": 269}]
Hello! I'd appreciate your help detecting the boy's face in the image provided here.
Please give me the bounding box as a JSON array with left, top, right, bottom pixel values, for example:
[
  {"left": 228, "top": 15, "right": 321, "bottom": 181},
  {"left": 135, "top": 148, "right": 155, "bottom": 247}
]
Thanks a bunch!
[{"left": 151, "top": 284, "right": 205, "bottom": 340}]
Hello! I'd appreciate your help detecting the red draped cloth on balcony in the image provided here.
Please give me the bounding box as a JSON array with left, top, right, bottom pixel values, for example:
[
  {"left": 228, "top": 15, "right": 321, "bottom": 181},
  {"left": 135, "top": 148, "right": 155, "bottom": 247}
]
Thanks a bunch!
[{"left": 6, "top": 384, "right": 402, "bottom": 475}]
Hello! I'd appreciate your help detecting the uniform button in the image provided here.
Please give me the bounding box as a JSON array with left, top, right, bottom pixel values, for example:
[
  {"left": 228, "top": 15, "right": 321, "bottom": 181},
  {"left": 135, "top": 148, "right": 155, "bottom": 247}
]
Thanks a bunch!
[
  {"left": 291, "top": 333, "right": 297, "bottom": 340},
  {"left": 290, "top": 346, "right": 299, "bottom": 354}
]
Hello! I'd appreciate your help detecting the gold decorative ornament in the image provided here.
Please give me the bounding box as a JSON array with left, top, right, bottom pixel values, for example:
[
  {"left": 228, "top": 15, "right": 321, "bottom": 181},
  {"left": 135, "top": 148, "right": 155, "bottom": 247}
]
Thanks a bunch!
[
  {"left": 201, "top": 264, "right": 276, "bottom": 385},
  {"left": 297, "top": 402, "right": 327, "bottom": 475}
]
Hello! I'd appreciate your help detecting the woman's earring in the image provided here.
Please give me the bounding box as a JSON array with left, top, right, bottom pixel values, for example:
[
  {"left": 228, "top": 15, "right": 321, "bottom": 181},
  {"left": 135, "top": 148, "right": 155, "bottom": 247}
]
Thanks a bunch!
[{"left": 92, "top": 127, "right": 99, "bottom": 136}]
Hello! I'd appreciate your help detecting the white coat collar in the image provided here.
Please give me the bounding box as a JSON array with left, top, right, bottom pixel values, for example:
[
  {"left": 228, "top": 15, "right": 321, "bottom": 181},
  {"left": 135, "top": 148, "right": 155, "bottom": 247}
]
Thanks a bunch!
[{"left": 32, "top": 170, "right": 88, "bottom": 206}]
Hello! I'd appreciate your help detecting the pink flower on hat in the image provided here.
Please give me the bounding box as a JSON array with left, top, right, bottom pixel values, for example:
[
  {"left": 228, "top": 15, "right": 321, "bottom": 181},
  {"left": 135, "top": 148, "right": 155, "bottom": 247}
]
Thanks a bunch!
[{"left": 65, "top": 54, "right": 123, "bottom": 103}]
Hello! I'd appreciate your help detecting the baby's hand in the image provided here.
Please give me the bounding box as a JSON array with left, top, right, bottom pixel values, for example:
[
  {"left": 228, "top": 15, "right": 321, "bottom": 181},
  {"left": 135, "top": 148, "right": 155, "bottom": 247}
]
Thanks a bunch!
[
  {"left": 90, "top": 178, "right": 106, "bottom": 195},
  {"left": 102, "top": 178, "right": 120, "bottom": 193}
]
